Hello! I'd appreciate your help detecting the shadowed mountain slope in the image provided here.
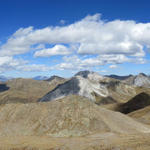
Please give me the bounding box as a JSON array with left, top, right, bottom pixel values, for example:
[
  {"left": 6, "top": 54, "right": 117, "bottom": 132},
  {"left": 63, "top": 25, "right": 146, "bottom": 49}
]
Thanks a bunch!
[
  {"left": 117, "top": 92, "right": 150, "bottom": 114},
  {"left": 0, "top": 84, "right": 9, "bottom": 92}
]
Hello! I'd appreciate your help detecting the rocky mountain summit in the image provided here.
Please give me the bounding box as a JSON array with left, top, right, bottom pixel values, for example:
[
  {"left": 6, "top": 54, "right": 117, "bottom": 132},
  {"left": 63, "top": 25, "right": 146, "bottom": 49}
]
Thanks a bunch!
[
  {"left": 39, "top": 71, "right": 136, "bottom": 103},
  {"left": 33, "top": 76, "right": 49, "bottom": 80},
  {"left": 125, "top": 73, "right": 150, "bottom": 87},
  {"left": 45, "top": 75, "right": 66, "bottom": 82},
  {"left": 75, "top": 70, "right": 104, "bottom": 81},
  {"left": 109, "top": 73, "right": 150, "bottom": 88}
]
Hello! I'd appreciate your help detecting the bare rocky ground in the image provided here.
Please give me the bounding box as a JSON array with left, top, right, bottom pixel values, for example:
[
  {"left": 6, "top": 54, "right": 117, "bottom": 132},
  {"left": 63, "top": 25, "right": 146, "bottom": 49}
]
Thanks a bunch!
[
  {"left": 0, "top": 95, "right": 149, "bottom": 137},
  {"left": 1, "top": 133, "right": 150, "bottom": 150},
  {"left": 129, "top": 105, "right": 150, "bottom": 125},
  {"left": 0, "top": 96, "right": 150, "bottom": 150}
]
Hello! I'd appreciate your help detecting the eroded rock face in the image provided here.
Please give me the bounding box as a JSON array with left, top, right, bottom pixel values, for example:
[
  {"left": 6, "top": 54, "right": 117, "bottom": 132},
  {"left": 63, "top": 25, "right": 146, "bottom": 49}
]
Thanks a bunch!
[
  {"left": 39, "top": 71, "right": 136, "bottom": 103},
  {"left": 0, "top": 95, "right": 149, "bottom": 137},
  {"left": 75, "top": 70, "right": 92, "bottom": 78},
  {"left": 107, "top": 73, "right": 150, "bottom": 88},
  {"left": 75, "top": 70, "right": 104, "bottom": 81},
  {"left": 39, "top": 77, "right": 81, "bottom": 102},
  {"left": 134, "top": 73, "right": 150, "bottom": 87},
  {"left": 121, "top": 73, "right": 150, "bottom": 88},
  {"left": 39, "top": 75, "right": 110, "bottom": 102}
]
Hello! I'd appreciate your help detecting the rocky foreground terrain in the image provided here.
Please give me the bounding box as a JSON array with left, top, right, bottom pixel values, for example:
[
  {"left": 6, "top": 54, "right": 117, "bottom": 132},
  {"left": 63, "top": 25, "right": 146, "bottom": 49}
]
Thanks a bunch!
[
  {"left": 1, "top": 96, "right": 150, "bottom": 150},
  {"left": 1, "top": 95, "right": 150, "bottom": 137},
  {"left": 1, "top": 71, "right": 150, "bottom": 149}
]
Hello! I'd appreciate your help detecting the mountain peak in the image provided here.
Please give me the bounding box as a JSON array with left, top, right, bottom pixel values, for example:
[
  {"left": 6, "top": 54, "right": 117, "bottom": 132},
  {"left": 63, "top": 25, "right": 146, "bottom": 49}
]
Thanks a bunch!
[
  {"left": 75, "top": 70, "right": 104, "bottom": 81},
  {"left": 75, "top": 70, "right": 93, "bottom": 78},
  {"left": 138, "top": 73, "right": 147, "bottom": 77},
  {"left": 46, "top": 75, "right": 65, "bottom": 82},
  {"left": 106, "top": 74, "right": 133, "bottom": 80},
  {"left": 0, "top": 75, "right": 12, "bottom": 82},
  {"left": 33, "top": 76, "right": 49, "bottom": 80},
  {"left": 39, "top": 72, "right": 136, "bottom": 103}
]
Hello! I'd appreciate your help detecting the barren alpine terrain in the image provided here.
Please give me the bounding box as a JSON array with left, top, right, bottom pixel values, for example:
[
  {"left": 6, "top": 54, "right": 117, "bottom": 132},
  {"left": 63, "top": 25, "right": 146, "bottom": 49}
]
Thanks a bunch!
[
  {"left": 0, "top": 95, "right": 150, "bottom": 150},
  {"left": 0, "top": 71, "right": 150, "bottom": 149},
  {"left": 0, "top": 77, "right": 66, "bottom": 104}
]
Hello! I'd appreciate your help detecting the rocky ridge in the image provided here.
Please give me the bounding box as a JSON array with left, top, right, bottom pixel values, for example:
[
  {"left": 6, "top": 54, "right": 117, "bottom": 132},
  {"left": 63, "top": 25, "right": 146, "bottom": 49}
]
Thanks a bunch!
[
  {"left": 108, "top": 73, "right": 150, "bottom": 88},
  {"left": 39, "top": 71, "right": 136, "bottom": 103}
]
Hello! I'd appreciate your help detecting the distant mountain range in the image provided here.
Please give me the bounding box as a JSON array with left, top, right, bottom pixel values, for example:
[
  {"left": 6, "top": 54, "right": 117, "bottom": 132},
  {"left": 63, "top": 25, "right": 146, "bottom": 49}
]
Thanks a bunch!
[
  {"left": 0, "top": 76, "right": 12, "bottom": 82},
  {"left": 1, "top": 72, "right": 150, "bottom": 89},
  {"left": 106, "top": 74, "right": 133, "bottom": 80},
  {"left": 107, "top": 73, "right": 150, "bottom": 88},
  {"left": 32, "top": 76, "right": 49, "bottom": 80},
  {"left": 33, "top": 75, "right": 66, "bottom": 82}
]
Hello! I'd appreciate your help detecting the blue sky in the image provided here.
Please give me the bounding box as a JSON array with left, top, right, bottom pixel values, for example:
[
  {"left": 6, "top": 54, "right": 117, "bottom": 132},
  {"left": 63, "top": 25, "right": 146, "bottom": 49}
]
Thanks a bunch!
[{"left": 0, "top": 0, "right": 150, "bottom": 78}]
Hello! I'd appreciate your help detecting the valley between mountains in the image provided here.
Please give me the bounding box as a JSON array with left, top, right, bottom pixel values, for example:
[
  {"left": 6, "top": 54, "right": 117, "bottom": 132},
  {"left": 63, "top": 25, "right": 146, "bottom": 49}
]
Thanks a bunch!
[{"left": 1, "top": 71, "right": 150, "bottom": 149}]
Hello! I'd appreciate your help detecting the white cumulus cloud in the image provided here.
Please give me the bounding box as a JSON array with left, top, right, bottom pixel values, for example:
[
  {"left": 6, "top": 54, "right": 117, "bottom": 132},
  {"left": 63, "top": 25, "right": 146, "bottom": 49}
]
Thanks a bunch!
[
  {"left": 0, "top": 56, "right": 27, "bottom": 73},
  {"left": 0, "top": 14, "right": 150, "bottom": 72},
  {"left": 34, "top": 44, "right": 71, "bottom": 57},
  {"left": 1, "top": 13, "right": 150, "bottom": 58}
]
